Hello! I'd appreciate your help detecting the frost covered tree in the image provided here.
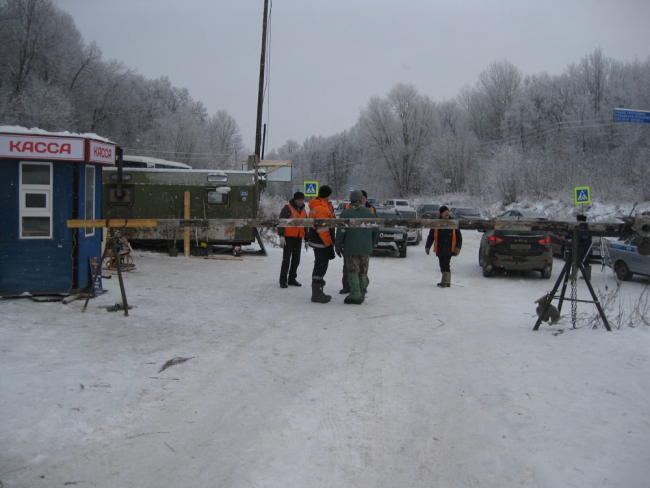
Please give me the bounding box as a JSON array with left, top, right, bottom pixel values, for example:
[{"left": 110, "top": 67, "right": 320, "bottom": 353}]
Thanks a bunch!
[{"left": 359, "top": 84, "right": 437, "bottom": 197}]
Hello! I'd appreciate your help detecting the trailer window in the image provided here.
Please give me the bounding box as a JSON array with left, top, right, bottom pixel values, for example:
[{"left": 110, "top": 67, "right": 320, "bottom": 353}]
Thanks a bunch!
[
  {"left": 207, "top": 174, "right": 228, "bottom": 182},
  {"left": 108, "top": 187, "right": 134, "bottom": 205},
  {"left": 20, "top": 162, "right": 52, "bottom": 238},
  {"left": 207, "top": 190, "right": 229, "bottom": 205}
]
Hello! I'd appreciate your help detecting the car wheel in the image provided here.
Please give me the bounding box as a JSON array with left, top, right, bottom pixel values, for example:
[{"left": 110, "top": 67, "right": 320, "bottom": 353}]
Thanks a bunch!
[
  {"left": 478, "top": 248, "right": 485, "bottom": 267},
  {"left": 399, "top": 245, "right": 407, "bottom": 258},
  {"left": 541, "top": 267, "right": 552, "bottom": 279},
  {"left": 614, "top": 261, "right": 632, "bottom": 281},
  {"left": 482, "top": 264, "right": 493, "bottom": 277}
]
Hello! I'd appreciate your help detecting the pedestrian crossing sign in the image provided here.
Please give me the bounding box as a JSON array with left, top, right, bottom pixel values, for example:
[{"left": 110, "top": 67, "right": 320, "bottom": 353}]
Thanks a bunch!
[
  {"left": 304, "top": 181, "right": 319, "bottom": 197},
  {"left": 574, "top": 186, "right": 591, "bottom": 205}
]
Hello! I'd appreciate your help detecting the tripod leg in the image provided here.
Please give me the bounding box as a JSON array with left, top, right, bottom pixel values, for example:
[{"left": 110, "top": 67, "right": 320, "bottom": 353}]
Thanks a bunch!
[
  {"left": 112, "top": 229, "right": 130, "bottom": 317},
  {"left": 557, "top": 258, "right": 572, "bottom": 313}
]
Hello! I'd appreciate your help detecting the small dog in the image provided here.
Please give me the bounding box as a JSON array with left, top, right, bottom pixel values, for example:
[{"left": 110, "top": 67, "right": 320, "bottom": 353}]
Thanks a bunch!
[{"left": 535, "top": 294, "right": 561, "bottom": 324}]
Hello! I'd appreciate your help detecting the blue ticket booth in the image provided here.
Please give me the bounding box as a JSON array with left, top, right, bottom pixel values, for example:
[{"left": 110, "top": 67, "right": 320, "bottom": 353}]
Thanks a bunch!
[{"left": 0, "top": 127, "right": 116, "bottom": 296}]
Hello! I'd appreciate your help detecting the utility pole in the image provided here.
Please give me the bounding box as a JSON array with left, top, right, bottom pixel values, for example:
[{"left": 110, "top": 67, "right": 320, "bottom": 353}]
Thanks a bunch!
[
  {"left": 254, "top": 0, "right": 269, "bottom": 160},
  {"left": 253, "top": 0, "right": 269, "bottom": 216}
]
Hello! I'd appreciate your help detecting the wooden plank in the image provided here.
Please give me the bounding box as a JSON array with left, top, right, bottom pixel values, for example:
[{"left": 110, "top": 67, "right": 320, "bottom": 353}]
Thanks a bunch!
[{"left": 67, "top": 217, "right": 638, "bottom": 236}]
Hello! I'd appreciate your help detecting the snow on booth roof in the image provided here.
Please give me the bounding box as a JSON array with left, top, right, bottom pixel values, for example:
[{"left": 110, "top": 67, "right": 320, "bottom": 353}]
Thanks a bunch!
[{"left": 0, "top": 125, "right": 116, "bottom": 165}]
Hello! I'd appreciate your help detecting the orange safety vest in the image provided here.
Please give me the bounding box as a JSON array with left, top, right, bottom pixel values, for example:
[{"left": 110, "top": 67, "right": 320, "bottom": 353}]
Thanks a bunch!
[
  {"left": 433, "top": 228, "right": 457, "bottom": 253},
  {"left": 283, "top": 204, "right": 306, "bottom": 238}
]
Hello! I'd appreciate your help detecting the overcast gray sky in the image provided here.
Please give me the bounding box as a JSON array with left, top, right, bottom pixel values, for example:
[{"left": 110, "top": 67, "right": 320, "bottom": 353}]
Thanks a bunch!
[{"left": 54, "top": 0, "right": 650, "bottom": 153}]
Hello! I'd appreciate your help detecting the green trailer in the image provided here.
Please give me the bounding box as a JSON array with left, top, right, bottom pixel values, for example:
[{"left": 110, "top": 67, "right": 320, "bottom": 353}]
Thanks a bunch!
[{"left": 102, "top": 168, "right": 266, "bottom": 248}]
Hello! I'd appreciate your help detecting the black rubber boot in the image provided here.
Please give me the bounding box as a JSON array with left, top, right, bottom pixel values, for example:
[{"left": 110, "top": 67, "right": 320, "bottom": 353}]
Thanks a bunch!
[{"left": 311, "top": 283, "right": 331, "bottom": 303}]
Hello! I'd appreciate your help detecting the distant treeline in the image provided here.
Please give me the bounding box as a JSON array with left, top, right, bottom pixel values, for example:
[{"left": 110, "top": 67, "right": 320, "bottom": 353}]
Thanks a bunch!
[
  {"left": 1, "top": 0, "right": 649, "bottom": 203},
  {"left": 0, "top": 0, "right": 245, "bottom": 169},
  {"left": 267, "top": 53, "right": 650, "bottom": 203}
]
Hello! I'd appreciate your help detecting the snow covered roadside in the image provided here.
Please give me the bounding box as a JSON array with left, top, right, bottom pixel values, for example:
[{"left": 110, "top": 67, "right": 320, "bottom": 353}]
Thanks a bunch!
[{"left": 1, "top": 232, "right": 649, "bottom": 487}]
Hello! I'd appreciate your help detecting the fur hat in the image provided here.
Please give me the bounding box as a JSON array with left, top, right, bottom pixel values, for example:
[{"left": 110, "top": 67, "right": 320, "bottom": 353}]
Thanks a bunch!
[
  {"left": 293, "top": 191, "right": 305, "bottom": 200},
  {"left": 439, "top": 205, "right": 450, "bottom": 215},
  {"left": 349, "top": 190, "right": 363, "bottom": 203},
  {"left": 318, "top": 185, "right": 332, "bottom": 198}
]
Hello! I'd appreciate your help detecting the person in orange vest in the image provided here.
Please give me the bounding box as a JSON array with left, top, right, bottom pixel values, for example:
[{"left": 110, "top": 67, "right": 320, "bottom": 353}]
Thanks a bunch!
[
  {"left": 424, "top": 205, "right": 462, "bottom": 287},
  {"left": 308, "top": 185, "right": 336, "bottom": 303},
  {"left": 278, "top": 192, "right": 309, "bottom": 288}
]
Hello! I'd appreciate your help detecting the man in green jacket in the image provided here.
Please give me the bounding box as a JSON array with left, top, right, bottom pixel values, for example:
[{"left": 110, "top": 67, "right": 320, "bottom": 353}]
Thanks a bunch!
[{"left": 335, "top": 190, "right": 379, "bottom": 304}]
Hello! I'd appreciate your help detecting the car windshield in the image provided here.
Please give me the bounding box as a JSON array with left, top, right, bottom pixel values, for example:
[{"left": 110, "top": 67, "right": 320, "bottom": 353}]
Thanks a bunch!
[
  {"left": 420, "top": 204, "right": 439, "bottom": 211},
  {"left": 395, "top": 201, "right": 409, "bottom": 206}
]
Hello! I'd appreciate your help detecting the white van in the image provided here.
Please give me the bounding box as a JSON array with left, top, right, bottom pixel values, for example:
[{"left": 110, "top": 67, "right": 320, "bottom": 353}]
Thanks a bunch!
[{"left": 384, "top": 198, "right": 412, "bottom": 209}]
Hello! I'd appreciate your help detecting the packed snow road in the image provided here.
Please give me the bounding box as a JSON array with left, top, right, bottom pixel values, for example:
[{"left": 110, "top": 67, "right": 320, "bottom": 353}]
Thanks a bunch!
[{"left": 1, "top": 232, "right": 649, "bottom": 487}]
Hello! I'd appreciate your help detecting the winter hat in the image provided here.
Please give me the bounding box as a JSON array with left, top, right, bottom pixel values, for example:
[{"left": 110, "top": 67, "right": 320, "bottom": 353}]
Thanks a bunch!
[
  {"left": 576, "top": 214, "right": 587, "bottom": 222},
  {"left": 361, "top": 190, "right": 368, "bottom": 198},
  {"left": 349, "top": 190, "right": 363, "bottom": 203},
  {"left": 439, "top": 205, "right": 449, "bottom": 216},
  {"left": 293, "top": 191, "right": 305, "bottom": 200},
  {"left": 319, "top": 185, "right": 332, "bottom": 198}
]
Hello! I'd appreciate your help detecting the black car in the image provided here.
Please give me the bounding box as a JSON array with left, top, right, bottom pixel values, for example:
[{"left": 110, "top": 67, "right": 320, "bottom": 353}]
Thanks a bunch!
[
  {"left": 373, "top": 206, "right": 408, "bottom": 258},
  {"left": 416, "top": 203, "right": 440, "bottom": 216},
  {"left": 498, "top": 209, "right": 548, "bottom": 220},
  {"left": 478, "top": 227, "right": 553, "bottom": 278},
  {"left": 550, "top": 232, "right": 603, "bottom": 263}
]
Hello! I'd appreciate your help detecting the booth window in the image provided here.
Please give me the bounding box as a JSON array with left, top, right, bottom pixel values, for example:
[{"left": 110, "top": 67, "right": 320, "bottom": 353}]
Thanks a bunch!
[
  {"left": 20, "top": 162, "right": 52, "bottom": 238},
  {"left": 85, "top": 165, "right": 95, "bottom": 236}
]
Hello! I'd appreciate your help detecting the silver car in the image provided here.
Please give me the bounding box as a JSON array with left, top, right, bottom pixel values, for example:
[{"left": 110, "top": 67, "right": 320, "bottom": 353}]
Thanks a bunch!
[
  {"left": 395, "top": 208, "right": 422, "bottom": 245},
  {"left": 605, "top": 236, "right": 650, "bottom": 281}
]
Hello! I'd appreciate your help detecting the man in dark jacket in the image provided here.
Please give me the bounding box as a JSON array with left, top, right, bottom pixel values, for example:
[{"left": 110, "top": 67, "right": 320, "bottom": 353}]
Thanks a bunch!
[
  {"left": 335, "top": 190, "right": 378, "bottom": 304},
  {"left": 425, "top": 205, "right": 462, "bottom": 287},
  {"left": 277, "top": 192, "right": 308, "bottom": 288}
]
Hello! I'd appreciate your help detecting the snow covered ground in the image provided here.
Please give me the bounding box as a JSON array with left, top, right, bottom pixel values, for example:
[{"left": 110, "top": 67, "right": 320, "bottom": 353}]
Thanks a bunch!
[{"left": 1, "top": 229, "right": 650, "bottom": 487}]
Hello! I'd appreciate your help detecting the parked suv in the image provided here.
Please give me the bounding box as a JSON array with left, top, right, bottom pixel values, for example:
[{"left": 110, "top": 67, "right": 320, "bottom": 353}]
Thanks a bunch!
[
  {"left": 478, "top": 227, "right": 553, "bottom": 278},
  {"left": 384, "top": 198, "right": 411, "bottom": 209},
  {"left": 373, "top": 206, "right": 408, "bottom": 257},
  {"left": 395, "top": 208, "right": 422, "bottom": 245}
]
